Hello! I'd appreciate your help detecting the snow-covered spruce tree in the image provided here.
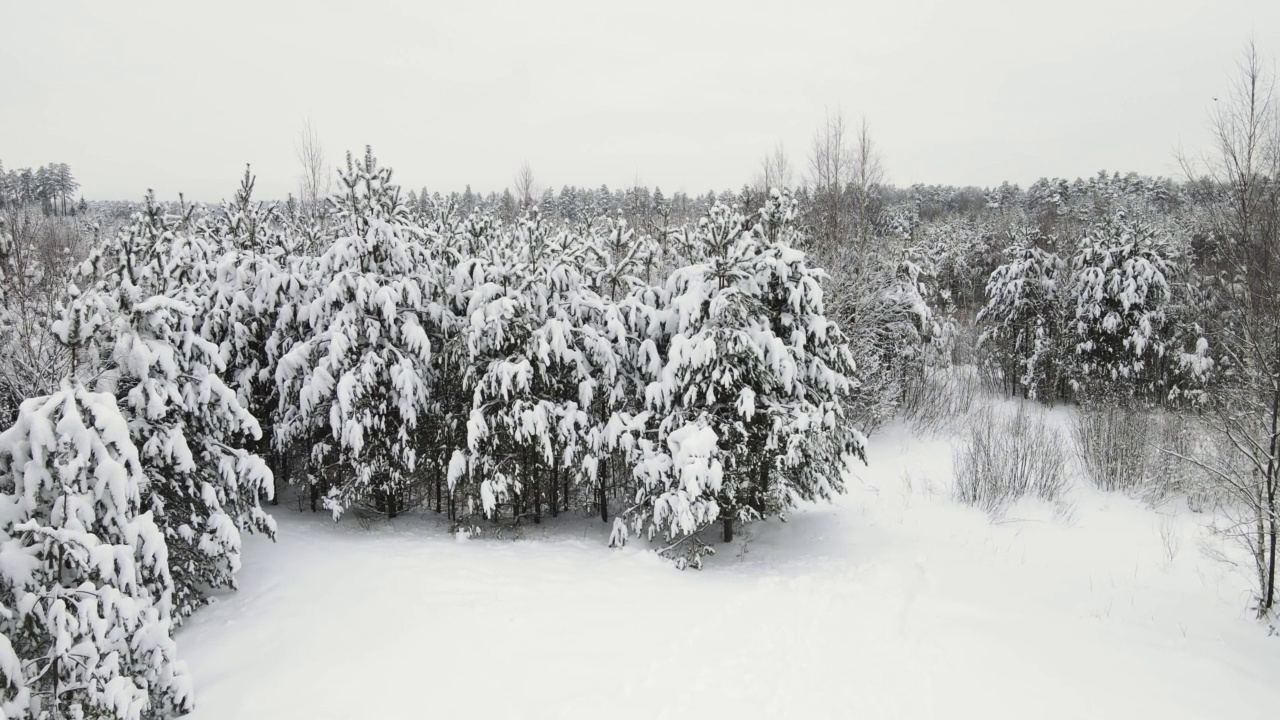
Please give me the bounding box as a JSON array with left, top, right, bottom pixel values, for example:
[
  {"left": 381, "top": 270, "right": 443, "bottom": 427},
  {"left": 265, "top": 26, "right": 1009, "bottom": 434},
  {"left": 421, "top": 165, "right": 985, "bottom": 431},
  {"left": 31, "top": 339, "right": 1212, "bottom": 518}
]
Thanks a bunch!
[
  {"left": 621, "top": 194, "right": 864, "bottom": 562},
  {"left": 1068, "top": 209, "right": 1181, "bottom": 402},
  {"left": 0, "top": 300, "right": 191, "bottom": 720},
  {"left": 257, "top": 207, "right": 326, "bottom": 511},
  {"left": 275, "top": 148, "right": 433, "bottom": 519},
  {"left": 977, "top": 227, "right": 1069, "bottom": 400},
  {"left": 73, "top": 196, "right": 276, "bottom": 621}
]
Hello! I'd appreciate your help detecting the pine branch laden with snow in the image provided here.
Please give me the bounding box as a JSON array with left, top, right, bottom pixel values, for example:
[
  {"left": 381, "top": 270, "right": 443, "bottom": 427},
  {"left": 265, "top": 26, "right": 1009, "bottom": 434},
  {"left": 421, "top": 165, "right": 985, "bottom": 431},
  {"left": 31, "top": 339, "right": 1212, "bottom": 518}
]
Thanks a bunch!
[{"left": 0, "top": 384, "right": 192, "bottom": 720}]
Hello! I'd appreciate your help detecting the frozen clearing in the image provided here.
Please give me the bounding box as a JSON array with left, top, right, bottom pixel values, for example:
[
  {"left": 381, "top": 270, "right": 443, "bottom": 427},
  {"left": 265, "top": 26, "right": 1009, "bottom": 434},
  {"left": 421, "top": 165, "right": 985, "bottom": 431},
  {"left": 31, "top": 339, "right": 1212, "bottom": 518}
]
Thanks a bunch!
[{"left": 178, "top": 419, "right": 1280, "bottom": 719}]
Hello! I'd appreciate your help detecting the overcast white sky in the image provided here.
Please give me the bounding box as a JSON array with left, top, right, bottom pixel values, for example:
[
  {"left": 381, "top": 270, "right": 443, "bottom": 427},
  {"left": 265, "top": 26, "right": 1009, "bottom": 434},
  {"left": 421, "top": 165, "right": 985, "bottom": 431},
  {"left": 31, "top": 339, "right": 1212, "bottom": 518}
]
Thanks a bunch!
[{"left": 3, "top": 0, "right": 1277, "bottom": 201}]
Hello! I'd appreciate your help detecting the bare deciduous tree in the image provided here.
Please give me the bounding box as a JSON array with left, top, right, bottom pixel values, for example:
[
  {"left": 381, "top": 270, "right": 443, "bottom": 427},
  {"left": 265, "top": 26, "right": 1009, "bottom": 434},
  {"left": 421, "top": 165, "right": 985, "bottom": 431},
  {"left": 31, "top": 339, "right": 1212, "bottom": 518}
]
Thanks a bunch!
[
  {"left": 756, "top": 142, "right": 793, "bottom": 196},
  {"left": 514, "top": 161, "right": 537, "bottom": 209},
  {"left": 850, "top": 116, "right": 885, "bottom": 248},
  {"left": 807, "top": 111, "right": 887, "bottom": 271},
  {"left": 296, "top": 117, "right": 330, "bottom": 216},
  {"left": 1176, "top": 40, "right": 1280, "bottom": 617},
  {"left": 808, "top": 108, "right": 852, "bottom": 255}
]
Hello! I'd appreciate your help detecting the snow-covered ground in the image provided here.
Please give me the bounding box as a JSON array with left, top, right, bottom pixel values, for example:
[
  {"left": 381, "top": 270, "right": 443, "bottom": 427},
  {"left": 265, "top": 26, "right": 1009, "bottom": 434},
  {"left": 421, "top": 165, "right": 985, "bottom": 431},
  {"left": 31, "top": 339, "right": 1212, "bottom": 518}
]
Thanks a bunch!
[{"left": 177, "top": 413, "right": 1280, "bottom": 719}]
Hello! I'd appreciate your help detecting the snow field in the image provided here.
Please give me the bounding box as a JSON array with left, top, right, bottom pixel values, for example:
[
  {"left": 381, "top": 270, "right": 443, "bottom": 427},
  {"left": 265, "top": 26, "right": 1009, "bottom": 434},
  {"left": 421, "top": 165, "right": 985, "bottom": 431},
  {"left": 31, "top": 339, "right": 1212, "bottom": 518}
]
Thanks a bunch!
[{"left": 177, "top": 412, "right": 1280, "bottom": 720}]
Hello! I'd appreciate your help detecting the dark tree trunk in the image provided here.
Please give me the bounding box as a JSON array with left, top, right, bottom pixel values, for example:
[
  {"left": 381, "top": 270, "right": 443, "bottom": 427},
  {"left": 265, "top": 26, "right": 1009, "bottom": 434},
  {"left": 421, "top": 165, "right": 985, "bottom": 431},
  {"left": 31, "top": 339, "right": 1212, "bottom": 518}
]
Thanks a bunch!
[
  {"left": 550, "top": 453, "right": 560, "bottom": 519},
  {"left": 270, "top": 448, "right": 281, "bottom": 506},
  {"left": 1267, "top": 480, "right": 1276, "bottom": 614},
  {"left": 261, "top": 426, "right": 281, "bottom": 507},
  {"left": 599, "top": 458, "right": 609, "bottom": 523},
  {"left": 534, "top": 465, "right": 542, "bottom": 524},
  {"left": 1263, "top": 381, "right": 1279, "bottom": 614},
  {"left": 310, "top": 482, "right": 319, "bottom": 513},
  {"left": 722, "top": 516, "right": 734, "bottom": 543},
  {"left": 280, "top": 447, "right": 290, "bottom": 506},
  {"left": 758, "top": 461, "right": 770, "bottom": 510},
  {"left": 387, "top": 489, "right": 398, "bottom": 519},
  {"left": 435, "top": 455, "right": 442, "bottom": 513}
]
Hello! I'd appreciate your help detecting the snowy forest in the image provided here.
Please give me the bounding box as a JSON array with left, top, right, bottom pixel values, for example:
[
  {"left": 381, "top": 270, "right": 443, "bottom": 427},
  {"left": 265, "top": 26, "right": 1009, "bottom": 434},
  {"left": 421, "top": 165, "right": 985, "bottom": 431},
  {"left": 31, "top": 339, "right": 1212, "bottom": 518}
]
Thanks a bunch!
[{"left": 3, "top": 33, "right": 1280, "bottom": 720}]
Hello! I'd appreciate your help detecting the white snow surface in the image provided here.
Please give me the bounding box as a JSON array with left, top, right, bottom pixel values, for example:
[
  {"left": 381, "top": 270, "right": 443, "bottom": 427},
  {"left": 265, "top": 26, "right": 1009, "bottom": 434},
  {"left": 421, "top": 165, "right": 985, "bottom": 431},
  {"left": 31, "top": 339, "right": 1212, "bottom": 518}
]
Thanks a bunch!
[{"left": 178, "top": 416, "right": 1279, "bottom": 719}]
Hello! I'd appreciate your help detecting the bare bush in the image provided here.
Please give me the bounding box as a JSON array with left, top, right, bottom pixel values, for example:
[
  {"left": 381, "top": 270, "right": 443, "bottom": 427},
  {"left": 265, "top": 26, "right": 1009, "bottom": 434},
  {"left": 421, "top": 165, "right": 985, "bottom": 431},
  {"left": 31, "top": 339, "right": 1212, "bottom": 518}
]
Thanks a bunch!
[
  {"left": 1148, "top": 413, "right": 1217, "bottom": 511},
  {"left": 1072, "top": 406, "right": 1220, "bottom": 510},
  {"left": 1071, "top": 406, "right": 1153, "bottom": 493},
  {"left": 0, "top": 210, "right": 89, "bottom": 421},
  {"left": 901, "top": 366, "right": 981, "bottom": 436},
  {"left": 953, "top": 403, "right": 1068, "bottom": 514}
]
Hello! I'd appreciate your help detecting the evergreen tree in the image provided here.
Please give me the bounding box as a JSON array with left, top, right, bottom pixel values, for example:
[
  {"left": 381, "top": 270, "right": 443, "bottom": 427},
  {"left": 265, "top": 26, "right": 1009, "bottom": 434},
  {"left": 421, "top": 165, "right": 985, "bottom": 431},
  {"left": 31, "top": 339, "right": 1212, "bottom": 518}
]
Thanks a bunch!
[
  {"left": 275, "top": 148, "right": 434, "bottom": 518},
  {"left": 0, "top": 302, "right": 192, "bottom": 719},
  {"left": 1069, "top": 210, "right": 1179, "bottom": 401},
  {"left": 621, "top": 194, "right": 864, "bottom": 561},
  {"left": 977, "top": 228, "right": 1068, "bottom": 400},
  {"left": 71, "top": 195, "right": 276, "bottom": 620}
]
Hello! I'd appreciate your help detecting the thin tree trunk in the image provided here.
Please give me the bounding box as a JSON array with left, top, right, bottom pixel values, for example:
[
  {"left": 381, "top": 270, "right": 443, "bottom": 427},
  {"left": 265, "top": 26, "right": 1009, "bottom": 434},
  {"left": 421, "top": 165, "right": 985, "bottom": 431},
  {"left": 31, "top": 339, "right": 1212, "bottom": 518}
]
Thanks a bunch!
[
  {"left": 435, "top": 453, "right": 442, "bottom": 513},
  {"left": 722, "top": 516, "right": 734, "bottom": 543},
  {"left": 599, "top": 458, "right": 609, "bottom": 523},
  {"left": 550, "top": 451, "right": 560, "bottom": 518},
  {"left": 534, "top": 464, "right": 542, "bottom": 524},
  {"left": 515, "top": 445, "right": 528, "bottom": 520},
  {"left": 280, "top": 447, "right": 290, "bottom": 505},
  {"left": 1263, "top": 378, "right": 1280, "bottom": 613},
  {"left": 271, "top": 449, "right": 281, "bottom": 507}
]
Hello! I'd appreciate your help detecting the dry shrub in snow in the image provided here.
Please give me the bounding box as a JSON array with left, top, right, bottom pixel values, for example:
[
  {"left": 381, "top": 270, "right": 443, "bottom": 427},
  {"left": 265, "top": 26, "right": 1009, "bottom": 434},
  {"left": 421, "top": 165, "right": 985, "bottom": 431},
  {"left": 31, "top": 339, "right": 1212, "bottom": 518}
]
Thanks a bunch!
[
  {"left": 901, "top": 366, "right": 981, "bottom": 436},
  {"left": 953, "top": 403, "right": 1067, "bottom": 514},
  {"left": 1147, "top": 413, "right": 1217, "bottom": 511},
  {"left": 1071, "top": 407, "right": 1215, "bottom": 508},
  {"left": 1071, "top": 405, "right": 1152, "bottom": 494}
]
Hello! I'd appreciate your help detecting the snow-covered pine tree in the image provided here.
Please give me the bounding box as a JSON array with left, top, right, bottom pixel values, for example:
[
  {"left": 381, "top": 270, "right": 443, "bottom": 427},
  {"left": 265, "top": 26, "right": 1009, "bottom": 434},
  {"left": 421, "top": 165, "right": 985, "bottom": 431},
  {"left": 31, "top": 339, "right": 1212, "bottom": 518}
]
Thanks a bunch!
[
  {"left": 1069, "top": 209, "right": 1177, "bottom": 401},
  {"left": 72, "top": 196, "right": 276, "bottom": 621},
  {"left": 200, "top": 167, "right": 293, "bottom": 501},
  {"left": 624, "top": 195, "right": 864, "bottom": 561},
  {"left": 275, "top": 148, "right": 433, "bottom": 519},
  {"left": 846, "top": 244, "right": 949, "bottom": 425},
  {"left": 398, "top": 199, "right": 467, "bottom": 519},
  {"left": 0, "top": 300, "right": 191, "bottom": 720},
  {"left": 751, "top": 190, "right": 866, "bottom": 510},
  {"left": 977, "top": 227, "right": 1068, "bottom": 400},
  {"left": 457, "top": 209, "right": 592, "bottom": 523},
  {"left": 581, "top": 215, "right": 654, "bottom": 521}
]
